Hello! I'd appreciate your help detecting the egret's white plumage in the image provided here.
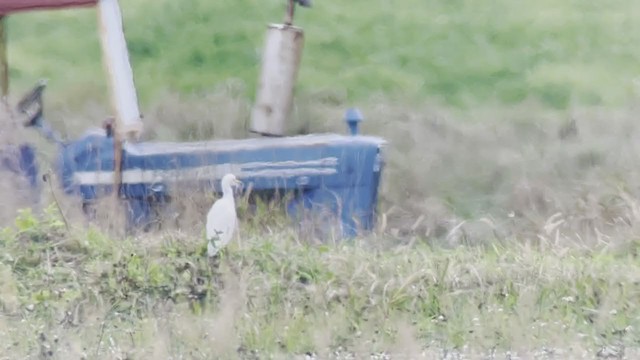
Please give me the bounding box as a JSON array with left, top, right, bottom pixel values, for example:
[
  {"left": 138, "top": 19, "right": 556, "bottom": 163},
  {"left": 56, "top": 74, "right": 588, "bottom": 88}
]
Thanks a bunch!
[{"left": 206, "top": 173, "right": 242, "bottom": 257}]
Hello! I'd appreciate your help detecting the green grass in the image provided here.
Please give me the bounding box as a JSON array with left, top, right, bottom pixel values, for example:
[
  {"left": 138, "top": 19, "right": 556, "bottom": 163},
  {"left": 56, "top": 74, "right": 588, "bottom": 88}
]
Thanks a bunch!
[
  {"left": 5, "top": 0, "right": 640, "bottom": 110},
  {"left": 1, "top": 204, "right": 639, "bottom": 359}
]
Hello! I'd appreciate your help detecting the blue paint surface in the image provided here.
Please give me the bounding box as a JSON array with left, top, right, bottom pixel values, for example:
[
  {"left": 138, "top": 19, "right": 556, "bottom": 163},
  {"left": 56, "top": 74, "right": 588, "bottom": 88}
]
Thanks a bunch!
[
  {"left": 53, "top": 131, "right": 386, "bottom": 238},
  {"left": 1, "top": 143, "right": 40, "bottom": 190},
  {"left": 11, "top": 86, "right": 387, "bottom": 237}
]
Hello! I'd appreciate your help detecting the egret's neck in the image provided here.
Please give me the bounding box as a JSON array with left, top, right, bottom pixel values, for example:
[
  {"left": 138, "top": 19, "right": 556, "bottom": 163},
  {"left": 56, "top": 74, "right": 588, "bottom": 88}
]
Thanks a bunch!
[{"left": 222, "top": 183, "right": 234, "bottom": 199}]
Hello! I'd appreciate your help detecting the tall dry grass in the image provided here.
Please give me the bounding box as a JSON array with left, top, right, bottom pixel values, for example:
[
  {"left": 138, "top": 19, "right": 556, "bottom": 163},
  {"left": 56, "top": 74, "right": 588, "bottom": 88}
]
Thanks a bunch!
[
  {"left": 3, "top": 90, "right": 640, "bottom": 358},
  {"left": 10, "top": 86, "right": 640, "bottom": 251},
  {"left": 85, "top": 90, "right": 640, "bottom": 251}
]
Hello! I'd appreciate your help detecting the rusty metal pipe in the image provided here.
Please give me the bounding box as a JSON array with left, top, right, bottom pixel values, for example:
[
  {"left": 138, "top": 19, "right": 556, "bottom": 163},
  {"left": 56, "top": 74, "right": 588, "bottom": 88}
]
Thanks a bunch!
[{"left": 284, "top": 0, "right": 294, "bottom": 25}]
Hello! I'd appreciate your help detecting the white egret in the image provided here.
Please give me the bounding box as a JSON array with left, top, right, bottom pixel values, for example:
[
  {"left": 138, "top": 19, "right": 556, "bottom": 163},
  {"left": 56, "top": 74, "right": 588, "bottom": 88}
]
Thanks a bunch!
[{"left": 206, "top": 173, "right": 243, "bottom": 257}]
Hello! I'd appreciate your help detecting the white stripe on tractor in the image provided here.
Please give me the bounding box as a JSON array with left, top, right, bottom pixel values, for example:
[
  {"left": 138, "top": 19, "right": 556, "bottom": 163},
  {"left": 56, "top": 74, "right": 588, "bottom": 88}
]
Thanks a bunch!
[{"left": 72, "top": 161, "right": 339, "bottom": 186}]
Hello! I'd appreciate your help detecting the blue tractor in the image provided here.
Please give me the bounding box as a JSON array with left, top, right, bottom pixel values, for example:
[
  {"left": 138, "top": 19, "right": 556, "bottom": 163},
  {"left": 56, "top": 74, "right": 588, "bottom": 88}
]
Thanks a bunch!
[{"left": 6, "top": 81, "right": 387, "bottom": 238}]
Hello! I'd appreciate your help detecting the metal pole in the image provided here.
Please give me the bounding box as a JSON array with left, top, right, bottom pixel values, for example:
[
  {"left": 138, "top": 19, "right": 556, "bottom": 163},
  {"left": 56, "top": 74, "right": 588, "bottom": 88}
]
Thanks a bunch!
[
  {"left": 0, "top": 15, "right": 9, "bottom": 102},
  {"left": 96, "top": 0, "right": 144, "bottom": 142},
  {"left": 97, "top": 0, "right": 141, "bottom": 220},
  {"left": 112, "top": 121, "right": 123, "bottom": 201},
  {"left": 285, "top": 0, "right": 295, "bottom": 25}
]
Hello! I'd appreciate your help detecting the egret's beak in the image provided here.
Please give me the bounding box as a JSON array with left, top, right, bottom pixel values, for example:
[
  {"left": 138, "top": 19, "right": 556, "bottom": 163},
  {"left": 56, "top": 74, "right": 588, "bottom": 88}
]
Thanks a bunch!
[{"left": 234, "top": 179, "right": 244, "bottom": 195}]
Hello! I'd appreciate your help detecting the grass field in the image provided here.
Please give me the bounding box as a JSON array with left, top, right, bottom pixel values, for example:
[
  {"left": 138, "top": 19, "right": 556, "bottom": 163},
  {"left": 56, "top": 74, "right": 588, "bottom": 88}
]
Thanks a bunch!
[
  {"left": 2, "top": 0, "right": 640, "bottom": 359},
  {"left": 5, "top": 0, "right": 640, "bottom": 109},
  {"left": 1, "top": 198, "right": 640, "bottom": 359}
]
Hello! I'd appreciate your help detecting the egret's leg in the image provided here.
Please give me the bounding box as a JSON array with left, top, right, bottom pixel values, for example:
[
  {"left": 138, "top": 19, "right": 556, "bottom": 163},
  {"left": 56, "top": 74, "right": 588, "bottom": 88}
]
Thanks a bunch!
[
  {"left": 207, "top": 251, "right": 224, "bottom": 290},
  {"left": 207, "top": 241, "right": 217, "bottom": 257}
]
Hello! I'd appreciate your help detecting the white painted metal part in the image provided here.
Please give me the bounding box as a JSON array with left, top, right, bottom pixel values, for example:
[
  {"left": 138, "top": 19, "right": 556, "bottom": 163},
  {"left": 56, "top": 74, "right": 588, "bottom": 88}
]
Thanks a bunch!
[
  {"left": 250, "top": 24, "right": 305, "bottom": 137},
  {"left": 72, "top": 158, "right": 340, "bottom": 186},
  {"left": 96, "top": 0, "right": 143, "bottom": 140}
]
